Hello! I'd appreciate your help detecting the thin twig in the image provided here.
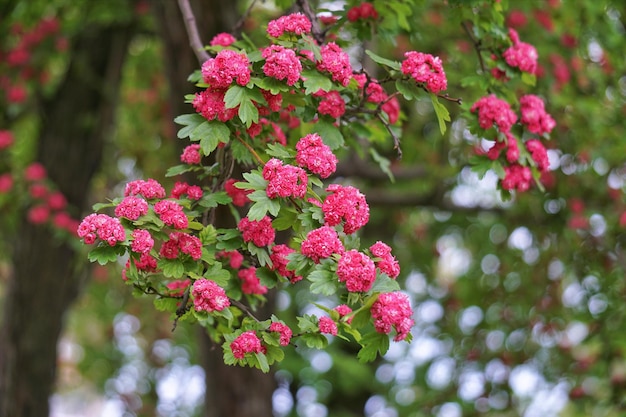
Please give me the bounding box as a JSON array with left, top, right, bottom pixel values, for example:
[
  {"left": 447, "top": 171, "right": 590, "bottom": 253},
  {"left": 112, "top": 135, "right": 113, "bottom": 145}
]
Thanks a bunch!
[
  {"left": 235, "top": 135, "right": 264, "bottom": 165},
  {"left": 296, "top": 0, "right": 324, "bottom": 43},
  {"left": 232, "top": 299, "right": 262, "bottom": 323},
  {"left": 233, "top": 0, "right": 260, "bottom": 35},
  {"left": 461, "top": 20, "right": 487, "bottom": 74},
  {"left": 177, "top": 0, "right": 211, "bottom": 65}
]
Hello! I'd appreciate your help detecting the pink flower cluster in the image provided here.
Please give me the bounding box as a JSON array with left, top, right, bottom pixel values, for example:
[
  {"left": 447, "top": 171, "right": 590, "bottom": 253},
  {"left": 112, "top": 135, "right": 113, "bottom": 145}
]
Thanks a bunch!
[
  {"left": 171, "top": 181, "right": 203, "bottom": 200},
  {"left": 337, "top": 249, "right": 377, "bottom": 292},
  {"left": 180, "top": 144, "right": 202, "bottom": 165},
  {"left": 270, "top": 244, "right": 302, "bottom": 283},
  {"left": 193, "top": 89, "right": 237, "bottom": 122},
  {"left": 318, "top": 316, "right": 338, "bottom": 336},
  {"left": 238, "top": 216, "right": 275, "bottom": 247},
  {"left": 238, "top": 267, "right": 268, "bottom": 295},
  {"left": 371, "top": 292, "right": 414, "bottom": 341},
  {"left": 217, "top": 250, "right": 244, "bottom": 269},
  {"left": 525, "top": 139, "right": 550, "bottom": 172},
  {"left": 316, "top": 90, "right": 345, "bottom": 119},
  {"left": 159, "top": 232, "right": 202, "bottom": 260},
  {"left": 209, "top": 32, "right": 236, "bottom": 47},
  {"left": 192, "top": 279, "right": 230, "bottom": 313},
  {"left": 231, "top": 331, "right": 264, "bottom": 359},
  {"left": 519, "top": 95, "right": 556, "bottom": 135},
  {"left": 502, "top": 164, "right": 533, "bottom": 192},
  {"left": 154, "top": 200, "right": 188, "bottom": 229},
  {"left": 301, "top": 225, "right": 344, "bottom": 263},
  {"left": 78, "top": 213, "right": 126, "bottom": 246},
  {"left": 263, "top": 158, "right": 308, "bottom": 199},
  {"left": 346, "top": 2, "right": 378, "bottom": 22},
  {"left": 370, "top": 241, "right": 400, "bottom": 278},
  {"left": 317, "top": 43, "right": 353, "bottom": 87},
  {"left": 353, "top": 74, "right": 400, "bottom": 124},
  {"left": 334, "top": 304, "right": 353, "bottom": 323},
  {"left": 262, "top": 45, "right": 302, "bottom": 86},
  {"left": 295, "top": 133, "right": 337, "bottom": 179},
  {"left": 125, "top": 178, "right": 166, "bottom": 200},
  {"left": 266, "top": 12, "right": 312, "bottom": 38},
  {"left": 0, "top": 130, "right": 14, "bottom": 149},
  {"left": 115, "top": 196, "right": 149, "bottom": 220},
  {"left": 401, "top": 51, "right": 447, "bottom": 93},
  {"left": 201, "top": 49, "right": 251, "bottom": 88},
  {"left": 503, "top": 28, "right": 538, "bottom": 74},
  {"left": 269, "top": 322, "right": 292, "bottom": 346},
  {"left": 322, "top": 184, "right": 369, "bottom": 234},
  {"left": 224, "top": 178, "right": 251, "bottom": 207},
  {"left": 470, "top": 94, "right": 517, "bottom": 133},
  {"left": 131, "top": 229, "right": 154, "bottom": 254}
]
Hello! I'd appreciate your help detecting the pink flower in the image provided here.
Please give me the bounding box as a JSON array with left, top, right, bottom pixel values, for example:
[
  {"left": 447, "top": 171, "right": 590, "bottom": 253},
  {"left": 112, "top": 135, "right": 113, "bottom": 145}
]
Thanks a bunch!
[
  {"left": 171, "top": 181, "right": 203, "bottom": 200},
  {"left": 135, "top": 253, "right": 158, "bottom": 272},
  {"left": 24, "top": 162, "right": 46, "bottom": 181},
  {"left": 505, "top": 133, "right": 520, "bottom": 163},
  {"left": 176, "top": 232, "right": 203, "bottom": 260},
  {"left": 317, "top": 42, "right": 353, "bottom": 87},
  {"left": 261, "top": 90, "right": 283, "bottom": 112},
  {"left": 270, "top": 244, "right": 302, "bottom": 283},
  {"left": 300, "top": 225, "right": 345, "bottom": 263},
  {"left": 316, "top": 90, "right": 345, "bottom": 118},
  {"left": 262, "top": 45, "right": 302, "bottom": 86},
  {"left": 166, "top": 279, "right": 191, "bottom": 296},
  {"left": 401, "top": 51, "right": 447, "bottom": 93},
  {"left": 238, "top": 216, "right": 275, "bottom": 247},
  {"left": 77, "top": 213, "right": 126, "bottom": 246},
  {"left": 382, "top": 96, "right": 400, "bottom": 124},
  {"left": 47, "top": 192, "right": 67, "bottom": 210},
  {"left": 192, "top": 279, "right": 230, "bottom": 313},
  {"left": 470, "top": 95, "right": 517, "bottom": 133},
  {"left": 322, "top": 184, "right": 369, "bottom": 234},
  {"left": 29, "top": 183, "right": 48, "bottom": 199},
  {"left": 262, "top": 158, "right": 308, "bottom": 199},
  {"left": 369, "top": 241, "right": 400, "bottom": 279},
  {"left": 0, "top": 130, "right": 14, "bottom": 150},
  {"left": 225, "top": 178, "right": 251, "bottom": 207},
  {"left": 269, "top": 322, "right": 292, "bottom": 346},
  {"left": 181, "top": 144, "right": 202, "bottom": 165},
  {"left": 501, "top": 164, "right": 533, "bottom": 192},
  {"left": 115, "top": 196, "right": 149, "bottom": 220},
  {"left": 318, "top": 316, "right": 338, "bottom": 336},
  {"left": 154, "top": 200, "right": 188, "bottom": 229},
  {"left": 519, "top": 94, "right": 556, "bottom": 135},
  {"left": 334, "top": 304, "right": 353, "bottom": 324},
  {"left": 201, "top": 50, "right": 250, "bottom": 88},
  {"left": 193, "top": 89, "right": 237, "bottom": 122},
  {"left": 209, "top": 32, "right": 236, "bottom": 47},
  {"left": 266, "top": 12, "right": 312, "bottom": 38},
  {"left": 217, "top": 250, "right": 244, "bottom": 269},
  {"left": 503, "top": 28, "right": 538, "bottom": 74},
  {"left": 346, "top": 2, "right": 379, "bottom": 21},
  {"left": 28, "top": 205, "right": 50, "bottom": 224},
  {"left": 238, "top": 267, "right": 268, "bottom": 295},
  {"left": 124, "top": 178, "right": 166, "bottom": 199},
  {"left": 526, "top": 139, "right": 550, "bottom": 172},
  {"left": 0, "top": 173, "right": 13, "bottom": 193},
  {"left": 131, "top": 229, "right": 154, "bottom": 254},
  {"left": 337, "top": 249, "right": 377, "bottom": 292},
  {"left": 231, "top": 330, "right": 263, "bottom": 359},
  {"left": 371, "top": 292, "right": 414, "bottom": 341},
  {"left": 295, "top": 133, "right": 337, "bottom": 179}
]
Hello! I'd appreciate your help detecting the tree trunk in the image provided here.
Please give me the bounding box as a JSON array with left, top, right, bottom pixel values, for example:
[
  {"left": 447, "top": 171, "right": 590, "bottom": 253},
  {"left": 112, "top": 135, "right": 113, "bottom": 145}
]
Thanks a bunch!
[{"left": 0, "top": 19, "right": 135, "bottom": 417}]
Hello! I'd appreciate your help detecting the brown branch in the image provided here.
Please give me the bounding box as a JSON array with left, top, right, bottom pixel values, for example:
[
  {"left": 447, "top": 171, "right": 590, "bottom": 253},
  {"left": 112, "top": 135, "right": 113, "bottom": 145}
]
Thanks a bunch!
[
  {"left": 296, "top": 0, "right": 324, "bottom": 43},
  {"left": 178, "top": 0, "right": 211, "bottom": 65}
]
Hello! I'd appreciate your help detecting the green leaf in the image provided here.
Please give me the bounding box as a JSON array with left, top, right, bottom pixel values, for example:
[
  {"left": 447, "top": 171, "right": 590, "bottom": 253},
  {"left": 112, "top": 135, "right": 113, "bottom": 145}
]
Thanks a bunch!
[
  {"left": 265, "top": 143, "right": 293, "bottom": 159},
  {"left": 238, "top": 99, "right": 259, "bottom": 127},
  {"left": 224, "top": 85, "right": 247, "bottom": 109},
  {"left": 248, "top": 243, "right": 272, "bottom": 268},
  {"left": 369, "top": 148, "right": 395, "bottom": 183},
  {"left": 272, "top": 207, "right": 298, "bottom": 231},
  {"left": 297, "top": 315, "right": 319, "bottom": 333},
  {"left": 91, "top": 201, "right": 116, "bottom": 212},
  {"left": 165, "top": 164, "right": 193, "bottom": 178},
  {"left": 256, "top": 267, "right": 280, "bottom": 289},
  {"left": 521, "top": 72, "right": 536, "bottom": 86},
  {"left": 199, "top": 191, "right": 231, "bottom": 209},
  {"left": 254, "top": 352, "right": 270, "bottom": 373},
  {"left": 158, "top": 258, "right": 185, "bottom": 278},
  {"left": 429, "top": 93, "right": 451, "bottom": 135},
  {"left": 175, "top": 113, "right": 205, "bottom": 139},
  {"left": 308, "top": 268, "right": 339, "bottom": 296},
  {"left": 301, "top": 333, "right": 328, "bottom": 349},
  {"left": 369, "top": 274, "right": 401, "bottom": 294},
  {"left": 87, "top": 244, "right": 122, "bottom": 265},
  {"left": 365, "top": 50, "right": 401, "bottom": 71},
  {"left": 357, "top": 332, "right": 390, "bottom": 363},
  {"left": 204, "top": 264, "right": 231, "bottom": 287},
  {"left": 153, "top": 297, "right": 179, "bottom": 312},
  {"left": 301, "top": 70, "right": 333, "bottom": 95},
  {"left": 255, "top": 77, "right": 290, "bottom": 94},
  {"left": 313, "top": 120, "right": 344, "bottom": 150},
  {"left": 241, "top": 171, "right": 268, "bottom": 190},
  {"left": 395, "top": 79, "right": 422, "bottom": 100}
]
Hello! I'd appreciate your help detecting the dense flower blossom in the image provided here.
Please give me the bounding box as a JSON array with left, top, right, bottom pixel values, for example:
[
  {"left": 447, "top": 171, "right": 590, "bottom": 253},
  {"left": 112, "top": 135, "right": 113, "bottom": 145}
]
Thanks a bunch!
[
  {"left": 262, "top": 158, "right": 308, "bottom": 199},
  {"left": 501, "top": 164, "right": 533, "bottom": 192},
  {"left": 322, "top": 184, "right": 369, "bottom": 234},
  {"left": 171, "top": 181, "right": 203, "bottom": 200},
  {"left": 192, "top": 279, "right": 230, "bottom": 313},
  {"left": 300, "top": 225, "right": 344, "bottom": 263},
  {"left": 369, "top": 241, "right": 400, "bottom": 278},
  {"left": 270, "top": 244, "right": 302, "bottom": 283},
  {"left": 382, "top": 96, "right": 400, "bottom": 124},
  {"left": 115, "top": 196, "right": 149, "bottom": 220},
  {"left": 238, "top": 216, "right": 275, "bottom": 247},
  {"left": 124, "top": 178, "right": 166, "bottom": 199},
  {"left": 401, "top": 51, "right": 447, "bottom": 93},
  {"left": 201, "top": 50, "right": 250, "bottom": 88},
  {"left": 77, "top": 213, "right": 126, "bottom": 246},
  {"left": 180, "top": 144, "right": 202, "bottom": 165},
  {"left": 159, "top": 238, "right": 180, "bottom": 259},
  {"left": 337, "top": 249, "right": 377, "bottom": 292},
  {"left": 316, "top": 90, "right": 345, "bottom": 118},
  {"left": 166, "top": 279, "right": 191, "bottom": 296},
  {"left": 317, "top": 42, "right": 353, "bottom": 87},
  {"left": 371, "top": 292, "right": 414, "bottom": 341},
  {"left": 176, "top": 232, "right": 203, "bottom": 260},
  {"left": 217, "top": 250, "right": 244, "bottom": 269},
  {"left": 269, "top": 322, "right": 292, "bottom": 346},
  {"left": 318, "top": 316, "right": 338, "bottom": 336},
  {"left": 231, "top": 331, "right": 264, "bottom": 359},
  {"left": 505, "top": 133, "right": 520, "bottom": 163},
  {"left": 47, "top": 191, "right": 67, "bottom": 210},
  {"left": 519, "top": 94, "right": 556, "bottom": 135},
  {"left": 135, "top": 252, "right": 158, "bottom": 272},
  {"left": 131, "top": 229, "right": 154, "bottom": 254},
  {"left": 0, "top": 130, "right": 14, "bottom": 149},
  {"left": 262, "top": 45, "right": 302, "bottom": 86},
  {"left": 261, "top": 89, "right": 283, "bottom": 112},
  {"left": 470, "top": 94, "right": 517, "bottom": 133},
  {"left": 28, "top": 205, "right": 49, "bottom": 224},
  {"left": 0, "top": 174, "right": 13, "bottom": 193},
  {"left": 347, "top": 2, "right": 378, "bottom": 21},
  {"left": 503, "top": 28, "right": 538, "bottom": 74},
  {"left": 266, "top": 12, "right": 311, "bottom": 38},
  {"left": 154, "top": 200, "right": 188, "bottom": 229},
  {"left": 295, "top": 133, "right": 337, "bottom": 179},
  {"left": 24, "top": 162, "right": 46, "bottom": 181},
  {"left": 193, "top": 88, "right": 238, "bottom": 122},
  {"left": 526, "top": 139, "right": 550, "bottom": 172},
  {"left": 238, "top": 267, "right": 268, "bottom": 295},
  {"left": 334, "top": 304, "right": 353, "bottom": 324},
  {"left": 209, "top": 32, "right": 236, "bottom": 47},
  {"left": 224, "top": 178, "right": 251, "bottom": 207}
]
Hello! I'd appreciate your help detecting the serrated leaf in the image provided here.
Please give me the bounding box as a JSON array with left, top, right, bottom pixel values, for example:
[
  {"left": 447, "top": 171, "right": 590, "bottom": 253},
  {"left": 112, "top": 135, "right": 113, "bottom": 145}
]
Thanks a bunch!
[
  {"left": 158, "top": 258, "right": 185, "bottom": 278},
  {"left": 255, "top": 77, "right": 290, "bottom": 94},
  {"left": 308, "top": 268, "right": 338, "bottom": 296},
  {"left": 521, "top": 72, "right": 536, "bottom": 86},
  {"left": 175, "top": 113, "right": 206, "bottom": 139},
  {"left": 301, "top": 70, "right": 332, "bottom": 94},
  {"left": 430, "top": 93, "right": 450, "bottom": 135},
  {"left": 395, "top": 79, "right": 422, "bottom": 100},
  {"left": 87, "top": 245, "right": 122, "bottom": 265},
  {"left": 369, "top": 274, "right": 401, "bottom": 294},
  {"left": 165, "top": 164, "right": 193, "bottom": 178},
  {"left": 272, "top": 207, "right": 298, "bottom": 231},
  {"left": 254, "top": 352, "right": 270, "bottom": 372},
  {"left": 365, "top": 50, "right": 401, "bottom": 71},
  {"left": 256, "top": 267, "right": 280, "bottom": 288},
  {"left": 199, "top": 191, "right": 231, "bottom": 209},
  {"left": 301, "top": 333, "right": 328, "bottom": 349},
  {"left": 357, "top": 332, "right": 390, "bottom": 363},
  {"left": 91, "top": 201, "right": 116, "bottom": 212},
  {"left": 313, "top": 120, "right": 344, "bottom": 150},
  {"left": 153, "top": 297, "right": 179, "bottom": 312},
  {"left": 266, "top": 143, "right": 293, "bottom": 159},
  {"left": 369, "top": 148, "right": 395, "bottom": 183}
]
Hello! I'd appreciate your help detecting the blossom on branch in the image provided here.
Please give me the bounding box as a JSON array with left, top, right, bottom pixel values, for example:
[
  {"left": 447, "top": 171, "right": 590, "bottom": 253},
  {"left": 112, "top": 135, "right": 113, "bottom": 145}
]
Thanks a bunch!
[
  {"left": 317, "top": 42, "right": 353, "bottom": 87},
  {"left": 263, "top": 158, "right": 308, "bottom": 199},
  {"left": 371, "top": 292, "right": 414, "bottom": 341},
  {"left": 337, "top": 249, "right": 377, "bottom": 292},
  {"left": 192, "top": 279, "right": 230, "bottom": 313},
  {"left": 262, "top": 45, "right": 302, "bottom": 86},
  {"left": 266, "top": 12, "right": 312, "bottom": 38},
  {"left": 322, "top": 184, "right": 369, "bottom": 234},
  {"left": 295, "top": 133, "right": 337, "bottom": 179},
  {"left": 300, "top": 225, "right": 344, "bottom": 263},
  {"left": 201, "top": 49, "right": 251, "bottom": 88},
  {"left": 401, "top": 51, "right": 447, "bottom": 93},
  {"left": 238, "top": 216, "right": 275, "bottom": 247}
]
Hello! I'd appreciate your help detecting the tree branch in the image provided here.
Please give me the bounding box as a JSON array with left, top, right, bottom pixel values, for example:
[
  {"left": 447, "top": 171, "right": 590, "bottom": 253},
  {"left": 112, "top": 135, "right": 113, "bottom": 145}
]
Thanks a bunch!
[
  {"left": 177, "top": 0, "right": 211, "bottom": 65},
  {"left": 296, "top": 0, "right": 324, "bottom": 43}
]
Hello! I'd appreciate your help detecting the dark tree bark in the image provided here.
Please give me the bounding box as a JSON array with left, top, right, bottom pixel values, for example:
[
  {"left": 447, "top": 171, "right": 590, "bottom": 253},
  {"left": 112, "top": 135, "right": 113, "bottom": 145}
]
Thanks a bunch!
[
  {"left": 150, "top": 1, "right": 277, "bottom": 415},
  {"left": 0, "top": 16, "right": 135, "bottom": 417}
]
